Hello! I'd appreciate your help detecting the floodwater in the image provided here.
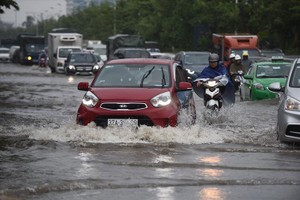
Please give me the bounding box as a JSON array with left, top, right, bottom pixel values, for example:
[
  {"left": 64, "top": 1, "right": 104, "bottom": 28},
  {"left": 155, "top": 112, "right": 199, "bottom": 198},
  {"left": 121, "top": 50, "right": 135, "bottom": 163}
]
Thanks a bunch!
[{"left": 0, "top": 63, "right": 299, "bottom": 200}]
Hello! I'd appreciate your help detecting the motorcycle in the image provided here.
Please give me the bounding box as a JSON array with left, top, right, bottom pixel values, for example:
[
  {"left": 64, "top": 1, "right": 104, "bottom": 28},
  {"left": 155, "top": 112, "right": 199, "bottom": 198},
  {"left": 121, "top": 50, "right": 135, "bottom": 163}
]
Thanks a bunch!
[
  {"left": 194, "top": 75, "right": 229, "bottom": 111},
  {"left": 231, "top": 70, "right": 245, "bottom": 101},
  {"left": 39, "top": 58, "right": 47, "bottom": 68}
]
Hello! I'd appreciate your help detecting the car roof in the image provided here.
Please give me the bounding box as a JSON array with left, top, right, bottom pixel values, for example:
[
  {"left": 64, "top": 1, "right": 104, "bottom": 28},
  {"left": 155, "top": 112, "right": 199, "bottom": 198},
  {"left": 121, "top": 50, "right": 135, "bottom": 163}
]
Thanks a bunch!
[
  {"left": 106, "top": 58, "right": 174, "bottom": 65},
  {"left": 177, "top": 51, "right": 211, "bottom": 55}
]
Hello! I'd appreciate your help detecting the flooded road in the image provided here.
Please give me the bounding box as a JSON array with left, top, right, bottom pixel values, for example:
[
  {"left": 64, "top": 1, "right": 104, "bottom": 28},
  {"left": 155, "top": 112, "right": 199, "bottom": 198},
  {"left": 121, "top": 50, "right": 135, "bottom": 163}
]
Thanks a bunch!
[{"left": 0, "top": 63, "right": 299, "bottom": 200}]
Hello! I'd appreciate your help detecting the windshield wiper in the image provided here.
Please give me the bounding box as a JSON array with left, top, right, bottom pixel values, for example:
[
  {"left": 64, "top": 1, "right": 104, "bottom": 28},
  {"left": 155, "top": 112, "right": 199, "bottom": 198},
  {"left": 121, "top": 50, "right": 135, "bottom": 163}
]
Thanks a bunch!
[
  {"left": 140, "top": 66, "right": 155, "bottom": 87},
  {"left": 160, "top": 67, "right": 166, "bottom": 88}
]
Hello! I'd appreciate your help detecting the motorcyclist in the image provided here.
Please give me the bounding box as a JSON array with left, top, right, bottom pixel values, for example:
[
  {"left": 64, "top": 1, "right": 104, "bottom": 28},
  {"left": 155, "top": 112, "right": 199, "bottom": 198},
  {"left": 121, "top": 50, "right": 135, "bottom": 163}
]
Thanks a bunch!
[
  {"left": 38, "top": 50, "right": 47, "bottom": 67},
  {"left": 241, "top": 51, "right": 253, "bottom": 72},
  {"left": 196, "top": 53, "right": 235, "bottom": 104},
  {"left": 229, "top": 54, "right": 246, "bottom": 91},
  {"left": 224, "top": 53, "right": 235, "bottom": 73}
]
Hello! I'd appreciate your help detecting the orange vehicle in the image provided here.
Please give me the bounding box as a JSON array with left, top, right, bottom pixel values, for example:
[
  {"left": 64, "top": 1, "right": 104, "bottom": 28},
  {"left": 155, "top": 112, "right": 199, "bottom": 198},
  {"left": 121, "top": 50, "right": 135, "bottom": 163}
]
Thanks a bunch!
[{"left": 212, "top": 33, "right": 261, "bottom": 62}]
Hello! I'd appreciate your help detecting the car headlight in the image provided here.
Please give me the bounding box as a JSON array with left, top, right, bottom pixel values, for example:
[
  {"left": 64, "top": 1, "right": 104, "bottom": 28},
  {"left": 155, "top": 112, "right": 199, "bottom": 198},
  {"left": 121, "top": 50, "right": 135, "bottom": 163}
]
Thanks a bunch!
[
  {"left": 93, "top": 65, "right": 100, "bottom": 70},
  {"left": 68, "top": 65, "right": 75, "bottom": 70},
  {"left": 285, "top": 96, "right": 300, "bottom": 111},
  {"left": 253, "top": 83, "right": 264, "bottom": 90},
  {"left": 150, "top": 91, "right": 171, "bottom": 108},
  {"left": 82, "top": 91, "right": 99, "bottom": 107}
]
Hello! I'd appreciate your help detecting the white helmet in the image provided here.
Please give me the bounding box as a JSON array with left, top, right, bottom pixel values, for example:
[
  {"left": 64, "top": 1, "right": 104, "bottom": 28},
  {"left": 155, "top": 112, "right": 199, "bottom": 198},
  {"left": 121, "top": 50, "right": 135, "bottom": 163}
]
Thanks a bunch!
[
  {"left": 229, "top": 53, "right": 235, "bottom": 59},
  {"left": 235, "top": 54, "right": 241, "bottom": 60}
]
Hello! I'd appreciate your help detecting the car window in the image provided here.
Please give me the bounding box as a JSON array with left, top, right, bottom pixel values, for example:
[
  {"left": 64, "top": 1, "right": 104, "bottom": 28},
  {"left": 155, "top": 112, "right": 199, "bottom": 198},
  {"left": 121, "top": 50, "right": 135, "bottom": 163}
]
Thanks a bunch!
[
  {"left": 93, "top": 64, "right": 171, "bottom": 88},
  {"left": 184, "top": 54, "right": 208, "bottom": 65},
  {"left": 290, "top": 64, "right": 300, "bottom": 87}
]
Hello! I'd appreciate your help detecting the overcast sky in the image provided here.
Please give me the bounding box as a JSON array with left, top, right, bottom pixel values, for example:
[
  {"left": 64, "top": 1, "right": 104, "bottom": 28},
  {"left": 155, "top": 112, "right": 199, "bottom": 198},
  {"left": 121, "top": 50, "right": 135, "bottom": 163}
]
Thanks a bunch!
[{"left": 0, "top": 0, "right": 67, "bottom": 27}]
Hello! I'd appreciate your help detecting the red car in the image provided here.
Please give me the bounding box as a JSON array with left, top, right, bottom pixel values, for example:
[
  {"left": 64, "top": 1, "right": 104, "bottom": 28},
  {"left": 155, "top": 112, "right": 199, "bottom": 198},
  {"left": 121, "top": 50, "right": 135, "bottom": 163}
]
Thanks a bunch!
[{"left": 76, "top": 58, "right": 196, "bottom": 128}]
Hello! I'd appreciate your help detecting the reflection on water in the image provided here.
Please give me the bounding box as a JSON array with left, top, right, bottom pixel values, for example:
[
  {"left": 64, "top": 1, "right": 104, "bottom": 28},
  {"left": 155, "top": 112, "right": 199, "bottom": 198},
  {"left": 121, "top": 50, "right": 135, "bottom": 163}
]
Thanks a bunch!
[{"left": 199, "top": 187, "right": 225, "bottom": 200}]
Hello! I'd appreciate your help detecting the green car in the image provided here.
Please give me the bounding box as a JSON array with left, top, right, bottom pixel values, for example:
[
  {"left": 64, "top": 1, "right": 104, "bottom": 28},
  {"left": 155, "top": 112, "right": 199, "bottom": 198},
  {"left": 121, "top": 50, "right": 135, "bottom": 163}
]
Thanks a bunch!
[{"left": 241, "top": 57, "right": 292, "bottom": 101}]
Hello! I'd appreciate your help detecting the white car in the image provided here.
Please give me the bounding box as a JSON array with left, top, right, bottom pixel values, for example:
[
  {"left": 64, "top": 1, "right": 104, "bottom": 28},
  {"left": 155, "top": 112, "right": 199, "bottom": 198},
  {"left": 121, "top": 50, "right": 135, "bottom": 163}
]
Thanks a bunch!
[
  {"left": 268, "top": 58, "right": 300, "bottom": 143},
  {"left": 0, "top": 47, "right": 10, "bottom": 62}
]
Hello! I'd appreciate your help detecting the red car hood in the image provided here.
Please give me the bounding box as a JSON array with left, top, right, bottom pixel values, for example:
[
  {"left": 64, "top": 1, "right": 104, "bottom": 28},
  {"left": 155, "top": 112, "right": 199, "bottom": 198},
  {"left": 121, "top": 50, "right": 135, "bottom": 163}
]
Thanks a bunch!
[{"left": 91, "top": 87, "right": 171, "bottom": 101}]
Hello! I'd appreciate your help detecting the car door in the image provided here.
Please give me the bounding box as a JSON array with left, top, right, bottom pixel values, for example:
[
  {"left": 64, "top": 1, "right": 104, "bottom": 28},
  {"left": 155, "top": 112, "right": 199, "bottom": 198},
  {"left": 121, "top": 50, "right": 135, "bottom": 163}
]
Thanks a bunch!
[{"left": 243, "top": 65, "right": 255, "bottom": 100}]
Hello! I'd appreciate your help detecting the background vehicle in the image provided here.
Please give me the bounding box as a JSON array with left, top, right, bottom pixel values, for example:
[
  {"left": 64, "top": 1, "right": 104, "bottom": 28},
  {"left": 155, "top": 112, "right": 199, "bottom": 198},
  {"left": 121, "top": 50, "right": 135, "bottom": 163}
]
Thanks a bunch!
[
  {"left": 48, "top": 29, "right": 83, "bottom": 72},
  {"left": 86, "top": 40, "right": 107, "bottom": 61},
  {"left": 0, "top": 47, "right": 10, "bottom": 62},
  {"left": 106, "top": 34, "right": 145, "bottom": 61},
  {"left": 174, "top": 51, "right": 210, "bottom": 80},
  {"left": 212, "top": 33, "right": 261, "bottom": 63},
  {"left": 76, "top": 58, "right": 196, "bottom": 127},
  {"left": 17, "top": 34, "right": 45, "bottom": 65},
  {"left": 268, "top": 58, "right": 300, "bottom": 143},
  {"left": 113, "top": 48, "right": 151, "bottom": 59},
  {"left": 64, "top": 51, "right": 100, "bottom": 75},
  {"left": 242, "top": 57, "right": 292, "bottom": 101}
]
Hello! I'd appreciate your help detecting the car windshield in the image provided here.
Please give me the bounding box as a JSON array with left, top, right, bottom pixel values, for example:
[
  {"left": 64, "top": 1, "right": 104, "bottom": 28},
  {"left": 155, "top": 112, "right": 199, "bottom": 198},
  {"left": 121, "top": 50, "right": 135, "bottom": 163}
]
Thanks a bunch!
[
  {"left": 71, "top": 54, "right": 95, "bottom": 63},
  {"left": 256, "top": 64, "right": 291, "bottom": 78},
  {"left": 184, "top": 54, "right": 208, "bottom": 65},
  {"left": 0, "top": 49, "right": 9, "bottom": 53},
  {"left": 290, "top": 64, "right": 300, "bottom": 87},
  {"left": 93, "top": 64, "right": 171, "bottom": 88}
]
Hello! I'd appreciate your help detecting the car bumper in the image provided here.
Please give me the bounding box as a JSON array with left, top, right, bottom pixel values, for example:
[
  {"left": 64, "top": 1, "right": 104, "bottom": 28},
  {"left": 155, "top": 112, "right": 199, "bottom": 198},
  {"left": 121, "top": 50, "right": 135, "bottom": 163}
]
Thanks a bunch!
[
  {"left": 76, "top": 102, "right": 179, "bottom": 128},
  {"left": 278, "top": 109, "right": 300, "bottom": 142},
  {"left": 252, "top": 89, "right": 277, "bottom": 100}
]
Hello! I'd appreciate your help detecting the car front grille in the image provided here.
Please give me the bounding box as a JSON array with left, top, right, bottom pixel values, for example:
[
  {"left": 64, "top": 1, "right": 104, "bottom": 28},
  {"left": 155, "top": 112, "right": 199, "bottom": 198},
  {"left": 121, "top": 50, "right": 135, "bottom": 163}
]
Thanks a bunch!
[
  {"left": 101, "top": 103, "right": 147, "bottom": 110},
  {"left": 286, "top": 125, "right": 300, "bottom": 138},
  {"left": 94, "top": 116, "right": 154, "bottom": 127},
  {"left": 76, "top": 65, "right": 93, "bottom": 71}
]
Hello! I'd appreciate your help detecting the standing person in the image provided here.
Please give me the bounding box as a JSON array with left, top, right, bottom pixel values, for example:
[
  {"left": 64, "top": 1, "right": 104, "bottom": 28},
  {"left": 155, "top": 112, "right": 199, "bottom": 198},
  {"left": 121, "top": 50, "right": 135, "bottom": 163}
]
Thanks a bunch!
[
  {"left": 241, "top": 51, "right": 253, "bottom": 72},
  {"left": 196, "top": 53, "right": 235, "bottom": 104},
  {"left": 230, "top": 54, "right": 246, "bottom": 91}
]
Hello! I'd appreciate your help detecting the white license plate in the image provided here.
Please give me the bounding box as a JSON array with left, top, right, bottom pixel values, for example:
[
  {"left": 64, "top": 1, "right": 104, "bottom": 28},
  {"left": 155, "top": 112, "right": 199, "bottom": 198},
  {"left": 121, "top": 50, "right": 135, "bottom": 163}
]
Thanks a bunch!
[{"left": 107, "top": 119, "right": 138, "bottom": 127}]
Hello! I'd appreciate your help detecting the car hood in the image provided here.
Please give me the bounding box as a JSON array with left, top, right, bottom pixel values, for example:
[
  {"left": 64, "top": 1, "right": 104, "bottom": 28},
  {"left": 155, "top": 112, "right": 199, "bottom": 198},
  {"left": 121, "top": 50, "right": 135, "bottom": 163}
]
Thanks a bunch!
[
  {"left": 286, "top": 87, "right": 300, "bottom": 101},
  {"left": 91, "top": 87, "right": 171, "bottom": 101},
  {"left": 71, "top": 62, "right": 96, "bottom": 65}
]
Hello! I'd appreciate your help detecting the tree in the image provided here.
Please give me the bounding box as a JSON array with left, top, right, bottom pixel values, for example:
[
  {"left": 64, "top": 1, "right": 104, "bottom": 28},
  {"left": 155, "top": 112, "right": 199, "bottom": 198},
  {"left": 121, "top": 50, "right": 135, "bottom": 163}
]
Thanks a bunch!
[{"left": 0, "top": 0, "right": 19, "bottom": 14}]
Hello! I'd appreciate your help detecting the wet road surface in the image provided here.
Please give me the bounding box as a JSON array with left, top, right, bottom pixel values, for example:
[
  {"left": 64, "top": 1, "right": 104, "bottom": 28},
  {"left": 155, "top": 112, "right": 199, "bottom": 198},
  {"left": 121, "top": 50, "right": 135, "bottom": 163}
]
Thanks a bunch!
[{"left": 0, "top": 63, "right": 299, "bottom": 200}]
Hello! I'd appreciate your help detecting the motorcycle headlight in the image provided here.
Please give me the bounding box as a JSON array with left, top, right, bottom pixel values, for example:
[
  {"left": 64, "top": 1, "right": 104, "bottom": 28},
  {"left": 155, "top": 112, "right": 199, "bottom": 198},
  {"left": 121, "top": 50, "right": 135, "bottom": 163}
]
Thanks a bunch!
[
  {"left": 150, "top": 91, "right": 171, "bottom": 107},
  {"left": 207, "top": 80, "right": 218, "bottom": 87},
  {"left": 253, "top": 83, "right": 264, "bottom": 90},
  {"left": 27, "top": 56, "right": 32, "bottom": 61},
  {"left": 82, "top": 91, "right": 99, "bottom": 107},
  {"left": 285, "top": 96, "right": 300, "bottom": 111}
]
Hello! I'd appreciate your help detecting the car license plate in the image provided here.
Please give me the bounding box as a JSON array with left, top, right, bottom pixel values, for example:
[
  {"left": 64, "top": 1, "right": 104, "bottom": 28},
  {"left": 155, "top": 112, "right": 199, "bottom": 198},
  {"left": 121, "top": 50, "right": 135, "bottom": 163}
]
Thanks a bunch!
[{"left": 107, "top": 119, "right": 138, "bottom": 127}]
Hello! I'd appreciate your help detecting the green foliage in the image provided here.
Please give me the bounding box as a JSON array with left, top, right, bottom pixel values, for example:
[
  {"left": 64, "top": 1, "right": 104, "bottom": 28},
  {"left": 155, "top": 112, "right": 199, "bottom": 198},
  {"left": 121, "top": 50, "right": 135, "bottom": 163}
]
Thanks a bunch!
[
  {"left": 0, "top": 0, "right": 19, "bottom": 14},
  {"left": 1, "top": 0, "right": 300, "bottom": 53}
]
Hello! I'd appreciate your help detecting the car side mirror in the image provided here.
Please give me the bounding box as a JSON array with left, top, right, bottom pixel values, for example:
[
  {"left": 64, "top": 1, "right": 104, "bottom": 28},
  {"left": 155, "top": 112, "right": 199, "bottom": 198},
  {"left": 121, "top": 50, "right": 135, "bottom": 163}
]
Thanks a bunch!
[
  {"left": 78, "top": 82, "right": 89, "bottom": 91},
  {"left": 177, "top": 82, "right": 192, "bottom": 91},
  {"left": 268, "top": 82, "right": 284, "bottom": 93}
]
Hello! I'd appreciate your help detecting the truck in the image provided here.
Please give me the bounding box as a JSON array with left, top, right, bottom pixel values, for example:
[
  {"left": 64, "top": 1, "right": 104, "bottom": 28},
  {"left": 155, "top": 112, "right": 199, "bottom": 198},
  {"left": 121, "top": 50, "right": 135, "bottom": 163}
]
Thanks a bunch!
[
  {"left": 106, "top": 34, "right": 145, "bottom": 61},
  {"left": 48, "top": 30, "right": 83, "bottom": 73},
  {"left": 17, "top": 34, "right": 46, "bottom": 65},
  {"left": 212, "top": 33, "right": 261, "bottom": 62}
]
